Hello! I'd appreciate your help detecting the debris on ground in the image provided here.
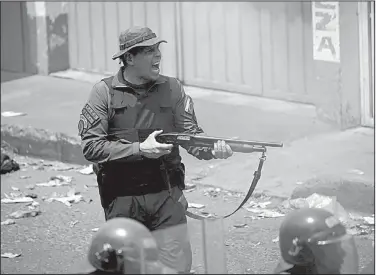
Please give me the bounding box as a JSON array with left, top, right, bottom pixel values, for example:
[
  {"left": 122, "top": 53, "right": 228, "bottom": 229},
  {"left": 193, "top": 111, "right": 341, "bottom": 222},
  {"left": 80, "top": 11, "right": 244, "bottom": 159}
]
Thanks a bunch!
[
  {"left": 272, "top": 236, "right": 279, "bottom": 243},
  {"left": 1, "top": 152, "right": 20, "bottom": 174},
  {"left": 244, "top": 215, "right": 262, "bottom": 221},
  {"left": 348, "top": 224, "right": 375, "bottom": 236},
  {"left": 11, "top": 187, "right": 20, "bottom": 191},
  {"left": 25, "top": 184, "right": 35, "bottom": 190},
  {"left": 78, "top": 165, "right": 94, "bottom": 175},
  {"left": 91, "top": 228, "right": 99, "bottom": 232},
  {"left": 363, "top": 216, "right": 375, "bottom": 225},
  {"left": 69, "top": 220, "right": 79, "bottom": 227},
  {"left": 185, "top": 182, "right": 197, "bottom": 191},
  {"left": 1, "top": 252, "right": 21, "bottom": 259},
  {"left": 281, "top": 193, "right": 349, "bottom": 223},
  {"left": 244, "top": 207, "right": 285, "bottom": 218},
  {"left": 36, "top": 175, "right": 73, "bottom": 187},
  {"left": 27, "top": 201, "right": 40, "bottom": 210},
  {"left": 1, "top": 111, "right": 27, "bottom": 117},
  {"left": 1, "top": 196, "right": 34, "bottom": 204},
  {"left": 203, "top": 187, "right": 222, "bottom": 198},
  {"left": 199, "top": 211, "right": 217, "bottom": 218},
  {"left": 1, "top": 219, "right": 16, "bottom": 226},
  {"left": 46, "top": 190, "right": 83, "bottom": 207},
  {"left": 25, "top": 193, "right": 38, "bottom": 199},
  {"left": 233, "top": 223, "right": 248, "bottom": 228},
  {"left": 9, "top": 210, "right": 41, "bottom": 219},
  {"left": 250, "top": 241, "right": 261, "bottom": 247},
  {"left": 19, "top": 175, "right": 31, "bottom": 179},
  {"left": 188, "top": 203, "right": 205, "bottom": 209},
  {"left": 51, "top": 163, "right": 75, "bottom": 171},
  {"left": 248, "top": 201, "right": 272, "bottom": 209},
  {"left": 348, "top": 169, "right": 365, "bottom": 175}
]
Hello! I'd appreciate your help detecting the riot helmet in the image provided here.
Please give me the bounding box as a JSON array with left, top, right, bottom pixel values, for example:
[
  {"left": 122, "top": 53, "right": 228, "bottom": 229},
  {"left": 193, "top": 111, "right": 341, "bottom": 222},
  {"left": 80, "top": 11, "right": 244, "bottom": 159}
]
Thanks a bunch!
[
  {"left": 275, "top": 207, "right": 359, "bottom": 274},
  {"left": 87, "top": 217, "right": 175, "bottom": 274}
]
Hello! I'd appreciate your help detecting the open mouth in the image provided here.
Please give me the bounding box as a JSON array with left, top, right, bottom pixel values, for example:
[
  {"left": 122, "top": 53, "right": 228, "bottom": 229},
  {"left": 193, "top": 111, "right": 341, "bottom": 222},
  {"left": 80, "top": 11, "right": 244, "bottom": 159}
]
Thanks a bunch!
[{"left": 151, "top": 62, "right": 160, "bottom": 71}]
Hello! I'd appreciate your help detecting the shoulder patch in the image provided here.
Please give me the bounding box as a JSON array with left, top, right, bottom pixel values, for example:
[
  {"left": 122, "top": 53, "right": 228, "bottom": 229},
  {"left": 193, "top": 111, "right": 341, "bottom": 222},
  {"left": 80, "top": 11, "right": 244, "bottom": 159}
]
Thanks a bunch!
[
  {"left": 78, "top": 104, "right": 100, "bottom": 136},
  {"left": 184, "top": 96, "right": 194, "bottom": 114}
]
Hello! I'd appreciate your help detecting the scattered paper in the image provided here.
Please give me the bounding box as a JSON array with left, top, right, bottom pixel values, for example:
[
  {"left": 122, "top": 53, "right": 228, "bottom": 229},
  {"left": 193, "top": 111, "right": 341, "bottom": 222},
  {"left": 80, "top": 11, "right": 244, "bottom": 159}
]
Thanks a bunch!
[
  {"left": 9, "top": 210, "right": 41, "bottom": 219},
  {"left": 1, "top": 219, "right": 16, "bottom": 226},
  {"left": 36, "top": 175, "right": 73, "bottom": 187},
  {"left": 78, "top": 165, "right": 94, "bottom": 175},
  {"left": 284, "top": 193, "right": 349, "bottom": 223},
  {"left": 46, "top": 194, "right": 83, "bottom": 207},
  {"left": 67, "top": 188, "right": 79, "bottom": 197},
  {"left": 27, "top": 201, "right": 40, "bottom": 210},
  {"left": 250, "top": 241, "right": 261, "bottom": 247},
  {"left": 272, "top": 236, "right": 279, "bottom": 243},
  {"left": 296, "top": 181, "right": 304, "bottom": 185},
  {"left": 188, "top": 203, "right": 205, "bottom": 209},
  {"left": 1, "top": 253, "right": 21, "bottom": 259},
  {"left": 69, "top": 220, "right": 79, "bottom": 227},
  {"left": 348, "top": 169, "right": 365, "bottom": 175},
  {"left": 1, "top": 111, "right": 26, "bottom": 117},
  {"left": 203, "top": 187, "right": 222, "bottom": 198},
  {"left": 25, "top": 184, "right": 35, "bottom": 190},
  {"left": 248, "top": 201, "right": 272, "bottom": 209},
  {"left": 19, "top": 175, "right": 31, "bottom": 179},
  {"left": 245, "top": 207, "right": 285, "bottom": 218},
  {"left": 51, "top": 164, "right": 75, "bottom": 171},
  {"left": 363, "top": 216, "right": 375, "bottom": 225},
  {"left": 1, "top": 197, "right": 34, "bottom": 204},
  {"left": 11, "top": 187, "right": 20, "bottom": 191},
  {"left": 185, "top": 183, "right": 196, "bottom": 191},
  {"left": 91, "top": 228, "right": 99, "bottom": 232},
  {"left": 233, "top": 223, "right": 248, "bottom": 228}
]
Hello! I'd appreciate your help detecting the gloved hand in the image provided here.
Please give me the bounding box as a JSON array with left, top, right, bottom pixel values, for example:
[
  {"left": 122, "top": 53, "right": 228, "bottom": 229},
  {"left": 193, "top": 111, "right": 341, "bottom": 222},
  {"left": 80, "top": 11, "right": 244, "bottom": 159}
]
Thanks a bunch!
[{"left": 212, "top": 140, "right": 233, "bottom": 159}]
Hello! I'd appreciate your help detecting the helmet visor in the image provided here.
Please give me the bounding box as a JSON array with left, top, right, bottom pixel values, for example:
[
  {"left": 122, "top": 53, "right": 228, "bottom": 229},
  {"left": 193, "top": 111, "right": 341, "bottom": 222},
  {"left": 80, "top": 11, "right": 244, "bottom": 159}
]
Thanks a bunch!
[{"left": 308, "top": 233, "right": 359, "bottom": 274}]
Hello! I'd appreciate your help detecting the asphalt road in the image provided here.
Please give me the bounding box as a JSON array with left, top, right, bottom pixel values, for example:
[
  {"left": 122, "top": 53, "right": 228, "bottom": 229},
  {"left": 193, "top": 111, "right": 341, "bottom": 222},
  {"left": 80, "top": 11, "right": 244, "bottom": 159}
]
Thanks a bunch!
[{"left": 1, "top": 156, "right": 374, "bottom": 274}]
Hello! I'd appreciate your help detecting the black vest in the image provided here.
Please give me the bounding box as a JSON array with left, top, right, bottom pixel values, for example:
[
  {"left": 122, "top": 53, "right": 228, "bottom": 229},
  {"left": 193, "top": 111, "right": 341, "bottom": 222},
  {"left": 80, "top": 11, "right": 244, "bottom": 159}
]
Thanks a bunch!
[{"left": 97, "top": 77, "right": 185, "bottom": 208}]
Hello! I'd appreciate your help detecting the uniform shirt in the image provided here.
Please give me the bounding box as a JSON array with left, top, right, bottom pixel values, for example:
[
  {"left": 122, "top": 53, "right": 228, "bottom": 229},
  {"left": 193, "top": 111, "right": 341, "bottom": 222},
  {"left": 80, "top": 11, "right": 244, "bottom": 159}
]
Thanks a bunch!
[{"left": 78, "top": 68, "right": 214, "bottom": 164}]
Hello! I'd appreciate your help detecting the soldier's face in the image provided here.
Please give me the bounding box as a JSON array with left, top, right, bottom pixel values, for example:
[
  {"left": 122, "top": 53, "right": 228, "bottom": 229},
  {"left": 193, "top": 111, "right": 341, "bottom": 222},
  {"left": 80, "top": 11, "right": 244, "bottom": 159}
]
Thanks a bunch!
[{"left": 132, "top": 44, "right": 162, "bottom": 82}]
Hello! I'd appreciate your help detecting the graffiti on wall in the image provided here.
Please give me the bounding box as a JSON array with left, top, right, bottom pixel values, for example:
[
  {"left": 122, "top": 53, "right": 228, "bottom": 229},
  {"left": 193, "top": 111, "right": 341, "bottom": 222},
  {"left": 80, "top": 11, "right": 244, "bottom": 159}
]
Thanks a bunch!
[{"left": 312, "top": 2, "right": 340, "bottom": 63}]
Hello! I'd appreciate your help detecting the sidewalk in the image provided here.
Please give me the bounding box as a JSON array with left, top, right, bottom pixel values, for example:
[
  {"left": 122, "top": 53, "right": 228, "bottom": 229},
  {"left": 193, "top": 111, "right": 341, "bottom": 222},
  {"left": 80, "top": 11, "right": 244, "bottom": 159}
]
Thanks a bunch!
[{"left": 1, "top": 70, "right": 374, "bottom": 212}]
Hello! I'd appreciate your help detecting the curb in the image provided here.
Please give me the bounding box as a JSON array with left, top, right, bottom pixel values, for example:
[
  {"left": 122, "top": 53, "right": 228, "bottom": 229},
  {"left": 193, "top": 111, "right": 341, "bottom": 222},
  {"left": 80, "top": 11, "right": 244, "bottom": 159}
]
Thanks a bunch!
[
  {"left": 1, "top": 124, "right": 88, "bottom": 165},
  {"left": 2, "top": 123, "right": 374, "bottom": 214}
]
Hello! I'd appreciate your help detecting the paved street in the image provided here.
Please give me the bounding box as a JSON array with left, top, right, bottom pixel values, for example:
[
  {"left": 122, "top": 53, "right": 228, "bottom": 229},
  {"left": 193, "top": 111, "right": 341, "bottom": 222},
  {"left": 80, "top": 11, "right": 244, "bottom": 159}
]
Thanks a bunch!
[{"left": 1, "top": 154, "right": 374, "bottom": 274}]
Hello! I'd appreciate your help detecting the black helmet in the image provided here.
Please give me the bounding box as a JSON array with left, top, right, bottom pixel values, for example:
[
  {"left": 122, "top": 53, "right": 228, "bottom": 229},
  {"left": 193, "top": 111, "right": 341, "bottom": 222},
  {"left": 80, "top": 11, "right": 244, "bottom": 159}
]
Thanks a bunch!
[
  {"left": 87, "top": 217, "right": 176, "bottom": 274},
  {"left": 274, "top": 208, "right": 359, "bottom": 274}
]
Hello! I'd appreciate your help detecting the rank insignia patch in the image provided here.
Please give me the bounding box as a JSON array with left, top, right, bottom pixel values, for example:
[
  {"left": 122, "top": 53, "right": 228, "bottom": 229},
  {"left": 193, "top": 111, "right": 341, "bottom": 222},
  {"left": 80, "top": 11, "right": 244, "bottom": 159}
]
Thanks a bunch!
[
  {"left": 184, "top": 96, "right": 194, "bottom": 115},
  {"left": 78, "top": 104, "right": 100, "bottom": 136}
]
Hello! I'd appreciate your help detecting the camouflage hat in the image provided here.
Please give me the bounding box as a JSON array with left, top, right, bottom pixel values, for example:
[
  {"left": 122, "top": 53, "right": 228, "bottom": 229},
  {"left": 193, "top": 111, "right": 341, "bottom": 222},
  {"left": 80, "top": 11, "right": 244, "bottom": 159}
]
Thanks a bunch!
[{"left": 112, "top": 26, "right": 167, "bottom": 60}]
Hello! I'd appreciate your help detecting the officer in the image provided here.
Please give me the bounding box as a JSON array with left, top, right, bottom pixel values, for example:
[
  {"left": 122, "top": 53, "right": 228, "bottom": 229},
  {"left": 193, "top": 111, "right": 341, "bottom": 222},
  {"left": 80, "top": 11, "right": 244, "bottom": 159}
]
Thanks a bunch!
[
  {"left": 78, "top": 26, "right": 233, "bottom": 274},
  {"left": 85, "top": 217, "right": 177, "bottom": 274},
  {"left": 274, "top": 207, "right": 359, "bottom": 274}
]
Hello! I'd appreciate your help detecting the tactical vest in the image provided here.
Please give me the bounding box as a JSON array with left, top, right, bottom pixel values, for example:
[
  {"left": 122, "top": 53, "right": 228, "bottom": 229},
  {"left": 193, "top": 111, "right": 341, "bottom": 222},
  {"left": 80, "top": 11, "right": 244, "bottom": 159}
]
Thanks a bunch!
[{"left": 97, "top": 76, "right": 185, "bottom": 208}]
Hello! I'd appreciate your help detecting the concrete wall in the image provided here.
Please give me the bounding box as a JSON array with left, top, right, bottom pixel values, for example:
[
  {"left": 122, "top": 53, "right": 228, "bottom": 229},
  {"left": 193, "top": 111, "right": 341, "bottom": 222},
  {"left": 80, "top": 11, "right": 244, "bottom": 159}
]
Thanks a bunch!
[
  {"left": 1, "top": 1, "right": 69, "bottom": 75},
  {"left": 310, "top": 2, "right": 362, "bottom": 129},
  {"left": 1, "top": 2, "right": 365, "bottom": 130}
]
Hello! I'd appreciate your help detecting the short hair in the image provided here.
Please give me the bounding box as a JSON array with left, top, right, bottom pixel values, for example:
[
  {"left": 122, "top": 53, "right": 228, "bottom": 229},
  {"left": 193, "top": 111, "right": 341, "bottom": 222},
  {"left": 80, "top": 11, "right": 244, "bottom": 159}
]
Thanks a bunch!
[{"left": 119, "top": 46, "right": 148, "bottom": 67}]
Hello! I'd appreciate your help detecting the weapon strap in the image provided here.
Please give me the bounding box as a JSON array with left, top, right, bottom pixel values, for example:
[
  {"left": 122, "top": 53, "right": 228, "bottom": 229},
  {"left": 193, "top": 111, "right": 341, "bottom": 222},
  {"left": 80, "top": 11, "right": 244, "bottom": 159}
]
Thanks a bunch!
[{"left": 185, "top": 151, "right": 267, "bottom": 220}]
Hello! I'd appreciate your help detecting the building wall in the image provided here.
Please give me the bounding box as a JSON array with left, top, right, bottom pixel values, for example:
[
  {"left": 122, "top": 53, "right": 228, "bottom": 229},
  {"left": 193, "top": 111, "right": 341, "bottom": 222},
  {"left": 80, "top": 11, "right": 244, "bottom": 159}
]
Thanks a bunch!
[
  {"left": 180, "top": 2, "right": 311, "bottom": 103},
  {"left": 309, "top": 2, "right": 363, "bottom": 129},
  {"left": 1, "top": 2, "right": 367, "bottom": 129},
  {"left": 67, "top": 2, "right": 179, "bottom": 78},
  {"left": 0, "top": 1, "right": 69, "bottom": 75}
]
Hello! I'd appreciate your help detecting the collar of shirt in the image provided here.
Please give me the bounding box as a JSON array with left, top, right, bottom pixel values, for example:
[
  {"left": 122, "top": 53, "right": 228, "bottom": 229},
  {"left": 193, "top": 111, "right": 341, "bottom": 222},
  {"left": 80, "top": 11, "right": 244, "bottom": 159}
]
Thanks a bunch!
[{"left": 111, "top": 67, "right": 167, "bottom": 94}]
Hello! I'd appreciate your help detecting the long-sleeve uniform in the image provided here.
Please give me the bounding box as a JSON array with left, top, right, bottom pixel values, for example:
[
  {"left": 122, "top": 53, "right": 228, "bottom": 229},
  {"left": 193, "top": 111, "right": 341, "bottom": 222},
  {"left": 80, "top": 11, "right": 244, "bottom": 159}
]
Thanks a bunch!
[{"left": 78, "top": 68, "right": 214, "bottom": 274}]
